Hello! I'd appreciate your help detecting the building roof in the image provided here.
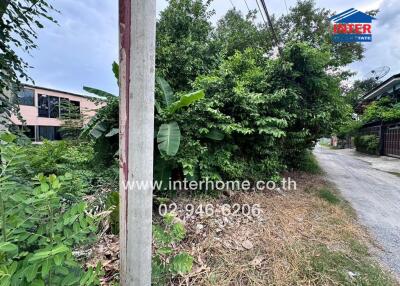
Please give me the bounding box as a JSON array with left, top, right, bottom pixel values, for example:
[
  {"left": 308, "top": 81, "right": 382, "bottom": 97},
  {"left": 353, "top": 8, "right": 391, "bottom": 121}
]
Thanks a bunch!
[
  {"left": 23, "top": 84, "right": 106, "bottom": 100},
  {"left": 361, "top": 73, "right": 400, "bottom": 102},
  {"left": 330, "top": 8, "right": 376, "bottom": 23}
]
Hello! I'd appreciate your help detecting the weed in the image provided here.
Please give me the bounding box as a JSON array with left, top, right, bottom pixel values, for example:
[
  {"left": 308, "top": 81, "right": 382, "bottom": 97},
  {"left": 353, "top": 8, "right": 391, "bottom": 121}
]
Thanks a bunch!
[
  {"left": 389, "top": 172, "right": 400, "bottom": 178},
  {"left": 319, "top": 187, "right": 340, "bottom": 204},
  {"left": 306, "top": 245, "right": 395, "bottom": 285},
  {"left": 298, "top": 151, "right": 323, "bottom": 174}
]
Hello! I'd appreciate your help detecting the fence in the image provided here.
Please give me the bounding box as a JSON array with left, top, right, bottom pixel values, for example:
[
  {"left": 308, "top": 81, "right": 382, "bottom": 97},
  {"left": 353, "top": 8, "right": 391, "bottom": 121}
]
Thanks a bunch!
[
  {"left": 359, "top": 121, "right": 400, "bottom": 158},
  {"left": 384, "top": 124, "right": 400, "bottom": 158}
]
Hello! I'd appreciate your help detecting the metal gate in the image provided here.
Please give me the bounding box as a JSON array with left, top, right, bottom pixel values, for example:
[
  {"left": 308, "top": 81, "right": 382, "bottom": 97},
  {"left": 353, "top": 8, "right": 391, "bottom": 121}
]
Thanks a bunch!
[{"left": 384, "top": 125, "right": 400, "bottom": 158}]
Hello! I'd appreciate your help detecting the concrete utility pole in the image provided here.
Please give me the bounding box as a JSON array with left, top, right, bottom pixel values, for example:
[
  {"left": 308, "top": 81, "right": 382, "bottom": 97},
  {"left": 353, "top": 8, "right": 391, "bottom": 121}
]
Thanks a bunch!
[{"left": 119, "top": 0, "right": 156, "bottom": 285}]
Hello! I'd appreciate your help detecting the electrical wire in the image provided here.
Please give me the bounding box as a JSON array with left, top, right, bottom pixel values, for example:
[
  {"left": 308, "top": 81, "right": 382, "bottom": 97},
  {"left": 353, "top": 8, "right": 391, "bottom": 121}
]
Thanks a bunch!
[
  {"left": 243, "top": 0, "right": 250, "bottom": 13},
  {"left": 229, "top": 0, "right": 235, "bottom": 9},
  {"left": 259, "top": 0, "right": 282, "bottom": 54},
  {"left": 255, "top": 0, "right": 267, "bottom": 25},
  {"left": 283, "top": 0, "right": 289, "bottom": 14}
]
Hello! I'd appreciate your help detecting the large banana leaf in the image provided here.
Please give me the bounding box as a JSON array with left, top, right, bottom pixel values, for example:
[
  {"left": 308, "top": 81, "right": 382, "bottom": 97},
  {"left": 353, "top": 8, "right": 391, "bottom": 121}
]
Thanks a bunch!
[
  {"left": 83, "top": 86, "right": 116, "bottom": 99},
  {"left": 156, "top": 77, "right": 174, "bottom": 107},
  {"left": 167, "top": 90, "right": 205, "bottom": 114},
  {"left": 89, "top": 122, "right": 108, "bottom": 139},
  {"left": 157, "top": 122, "right": 181, "bottom": 156},
  {"left": 112, "top": 61, "right": 119, "bottom": 85},
  {"left": 105, "top": 128, "right": 119, "bottom": 137}
]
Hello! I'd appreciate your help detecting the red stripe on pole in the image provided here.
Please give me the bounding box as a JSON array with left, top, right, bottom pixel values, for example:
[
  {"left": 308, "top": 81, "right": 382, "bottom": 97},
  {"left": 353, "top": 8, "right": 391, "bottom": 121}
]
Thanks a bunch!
[
  {"left": 119, "top": 0, "right": 131, "bottom": 183},
  {"left": 119, "top": 0, "right": 131, "bottom": 281}
]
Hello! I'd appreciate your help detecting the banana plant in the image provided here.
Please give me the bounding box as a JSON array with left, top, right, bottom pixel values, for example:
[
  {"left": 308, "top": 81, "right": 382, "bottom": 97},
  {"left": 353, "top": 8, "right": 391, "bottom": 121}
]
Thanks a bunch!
[
  {"left": 155, "top": 77, "right": 205, "bottom": 156},
  {"left": 80, "top": 63, "right": 204, "bottom": 162}
]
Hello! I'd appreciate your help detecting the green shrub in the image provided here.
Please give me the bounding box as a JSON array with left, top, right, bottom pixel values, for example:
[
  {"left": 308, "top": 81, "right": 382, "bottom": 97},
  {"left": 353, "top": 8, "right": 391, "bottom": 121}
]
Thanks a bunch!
[
  {"left": 362, "top": 97, "right": 400, "bottom": 124},
  {"left": 354, "top": 135, "right": 380, "bottom": 155},
  {"left": 82, "top": 43, "right": 349, "bottom": 188},
  {"left": 105, "top": 192, "right": 119, "bottom": 235},
  {"left": 22, "top": 140, "right": 103, "bottom": 201},
  {"left": 0, "top": 133, "right": 102, "bottom": 286},
  {"left": 152, "top": 213, "right": 193, "bottom": 285},
  {"left": 296, "top": 151, "right": 322, "bottom": 174},
  {"left": 26, "top": 140, "right": 94, "bottom": 175},
  {"left": 336, "top": 120, "right": 362, "bottom": 139}
]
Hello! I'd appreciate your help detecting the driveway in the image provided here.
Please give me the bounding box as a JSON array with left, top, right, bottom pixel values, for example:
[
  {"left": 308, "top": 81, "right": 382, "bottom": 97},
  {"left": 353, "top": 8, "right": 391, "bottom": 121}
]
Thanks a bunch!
[{"left": 314, "top": 145, "right": 400, "bottom": 277}]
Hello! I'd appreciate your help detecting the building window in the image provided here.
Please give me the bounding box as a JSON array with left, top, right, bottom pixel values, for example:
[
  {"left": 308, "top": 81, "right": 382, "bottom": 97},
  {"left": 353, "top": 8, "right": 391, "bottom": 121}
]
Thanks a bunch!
[
  {"left": 394, "top": 84, "right": 400, "bottom": 100},
  {"left": 38, "top": 94, "right": 49, "bottom": 117},
  {"left": 49, "top": 96, "right": 60, "bottom": 118},
  {"left": 60, "top": 98, "right": 80, "bottom": 119},
  {"left": 38, "top": 95, "right": 80, "bottom": 119},
  {"left": 17, "top": 125, "right": 35, "bottom": 140},
  {"left": 70, "top": 100, "right": 81, "bottom": 119},
  {"left": 60, "top": 98, "right": 69, "bottom": 118},
  {"left": 38, "top": 126, "right": 62, "bottom": 141},
  {"left": 17, "top": 88, "right": 35, "bottom": 106}
]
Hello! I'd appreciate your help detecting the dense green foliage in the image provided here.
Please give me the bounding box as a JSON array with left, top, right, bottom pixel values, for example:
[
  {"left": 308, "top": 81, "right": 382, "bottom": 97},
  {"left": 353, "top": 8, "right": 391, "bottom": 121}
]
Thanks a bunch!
[
  {"left": 152, "top": 214, "right": 193, "bottom": 285},
  {"left": 354, "top": 135, "right": 380, "bottom": 155},
  {"left": 338, "top": 93, "right": 400, "bottom": 141},
  {"left": 342, "top": 78, "right": 380, "bottom": 108},
  {"left": 83, "top": 0, "right": 353, "bottom": 186},
  {"left": 214, "top": 10, "right": 271, "bottom": 57},
  {"left": 155, "top": 0, "right": 353, "bottom": 179},
  {"left": 86, "top": 43, "right": 348, "bottom": 184},
  {"left": 362, "top": 97, "right": 400, "bottom": 123},
  {"left": 0, "top": 0, "right": 380, "bottom": 284},
  {"left": 276, "top": 0, "right": 365, "bottom": 69},
  {"left": 0, "top": 134, "right": 102, "bottom": 286},
  {"left": 337, "top": 78, "right": 398, "bottom": 141},
  {"left": 0, "top": 0, "right": 57, "bottom": 126},
  {"left": 336, "top": 120, "right": 362, "bottom": 139},
  {"left": 81, "top": 83, "right": 119, "bottom": 166},
  {"left": 22, "top": 140, "right": 118, "bottom": 202},
  {"left": 156, "top": 0, "right": 219, "bottom": 91},
  {"left": 296, "top": 151, "right": 322, "bottom": 174}
]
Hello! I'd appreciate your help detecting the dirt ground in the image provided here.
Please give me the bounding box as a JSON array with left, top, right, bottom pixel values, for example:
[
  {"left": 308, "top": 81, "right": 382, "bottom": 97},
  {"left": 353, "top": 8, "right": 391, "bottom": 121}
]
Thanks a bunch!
[{"left": 88, "top": 172, "right": 398, "bottom": 286}]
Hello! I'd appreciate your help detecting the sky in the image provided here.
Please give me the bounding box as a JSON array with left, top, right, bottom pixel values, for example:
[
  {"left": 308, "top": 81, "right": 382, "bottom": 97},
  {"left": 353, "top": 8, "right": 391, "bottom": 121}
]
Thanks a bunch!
[{"left": 21, "top": 0, "right": 398, "bottom": 96}]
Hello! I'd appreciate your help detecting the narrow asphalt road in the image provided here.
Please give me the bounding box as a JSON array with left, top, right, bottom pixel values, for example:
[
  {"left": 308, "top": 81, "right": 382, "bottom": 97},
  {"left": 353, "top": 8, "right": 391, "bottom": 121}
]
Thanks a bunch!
[{"left": 314, "top": 145, "right": 400, "bottom": 277}]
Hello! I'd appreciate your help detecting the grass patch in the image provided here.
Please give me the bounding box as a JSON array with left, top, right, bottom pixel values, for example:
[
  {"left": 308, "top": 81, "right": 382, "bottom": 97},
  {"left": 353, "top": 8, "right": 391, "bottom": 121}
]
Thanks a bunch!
[
  {"left": 298, "top": 150, "right": 323, "bottom": 174},
  {"left": 305, "top": 245, "right": 396, "bottom": 286},
  {"left": 348, "top": 238, "right": 369, "bottom": 256},
  {"left": 318, "top": 187, "right": 341, "bottom": 204}
]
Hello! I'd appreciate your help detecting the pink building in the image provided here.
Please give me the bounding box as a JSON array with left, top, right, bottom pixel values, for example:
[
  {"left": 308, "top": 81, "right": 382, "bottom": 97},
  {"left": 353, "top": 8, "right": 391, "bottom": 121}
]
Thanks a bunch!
[{"left": 11, "top": 85, "right": 102, "bottom": 141}]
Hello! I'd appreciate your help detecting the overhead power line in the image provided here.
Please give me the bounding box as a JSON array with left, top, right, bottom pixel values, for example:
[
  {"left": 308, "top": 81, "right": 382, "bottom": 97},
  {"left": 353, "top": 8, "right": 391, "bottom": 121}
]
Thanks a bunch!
[
  {"left": 259, "top": 0, "right": 282, "bottom": 55},
  {"left": 255, "top": 0, "right": 267, "bottom": 25},
  {"left": 283, "top": 0, "right": 289, "bottom": 14},
  {"left": 243, "top": 0, "right": 250, "bottom": 13}
]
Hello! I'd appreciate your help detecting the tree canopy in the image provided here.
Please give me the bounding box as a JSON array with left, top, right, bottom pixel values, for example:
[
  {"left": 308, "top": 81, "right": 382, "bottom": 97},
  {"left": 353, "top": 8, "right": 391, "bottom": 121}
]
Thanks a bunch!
[
  {"left": 0, "top": 0, "right": 57, "bottom": 126},
  {"left": 156, "top": 0, "right": 219, "bottom": 91}
]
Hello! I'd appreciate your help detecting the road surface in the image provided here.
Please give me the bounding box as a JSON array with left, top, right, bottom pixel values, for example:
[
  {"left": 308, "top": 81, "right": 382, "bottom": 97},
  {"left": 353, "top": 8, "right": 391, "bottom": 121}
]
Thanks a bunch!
[{"left": 314, "top": 145, "right": 400, "bottom": 277}]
